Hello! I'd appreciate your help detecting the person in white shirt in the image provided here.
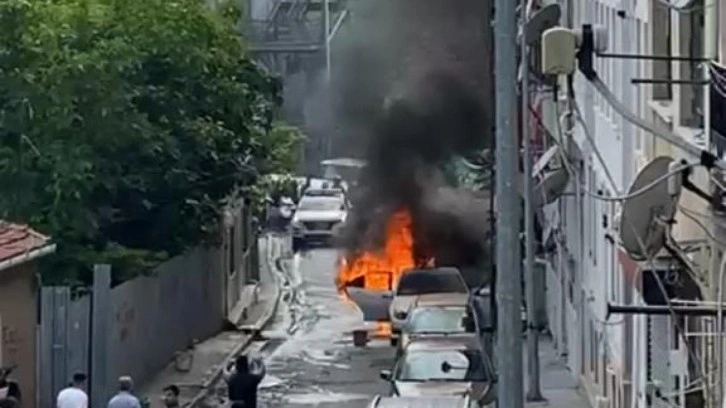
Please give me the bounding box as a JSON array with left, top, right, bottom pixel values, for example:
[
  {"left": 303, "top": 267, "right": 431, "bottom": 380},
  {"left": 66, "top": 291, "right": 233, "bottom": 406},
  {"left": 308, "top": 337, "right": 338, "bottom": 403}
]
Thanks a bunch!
[{"left": 56, "top": 373, "right": 88, "bottom": 408}]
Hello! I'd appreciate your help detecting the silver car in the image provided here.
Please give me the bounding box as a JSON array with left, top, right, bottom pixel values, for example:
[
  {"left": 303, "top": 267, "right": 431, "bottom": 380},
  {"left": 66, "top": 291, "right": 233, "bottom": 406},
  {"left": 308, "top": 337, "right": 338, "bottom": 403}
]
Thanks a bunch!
[
  {"left": 367, "top": 395, "right": 474, "bottom": 408},
  {"left": 380, "top": 334, "right": 494, "bottom": 407},
  {"left": 397, "top": 303, "right": 470, "bottom": 355},
  {"left": 389, "top": 267, "right": 469, "bottom": 345},
  {"left": 291, "top": 194, "right": 348, "bottom": 251}
]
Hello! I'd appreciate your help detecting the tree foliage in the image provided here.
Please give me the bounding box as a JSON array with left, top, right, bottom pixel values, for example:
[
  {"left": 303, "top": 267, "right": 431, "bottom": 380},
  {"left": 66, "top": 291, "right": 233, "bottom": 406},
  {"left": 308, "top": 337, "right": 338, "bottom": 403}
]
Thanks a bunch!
[{"left": 0, "top": 0, "right": 301, "bottom": 284}]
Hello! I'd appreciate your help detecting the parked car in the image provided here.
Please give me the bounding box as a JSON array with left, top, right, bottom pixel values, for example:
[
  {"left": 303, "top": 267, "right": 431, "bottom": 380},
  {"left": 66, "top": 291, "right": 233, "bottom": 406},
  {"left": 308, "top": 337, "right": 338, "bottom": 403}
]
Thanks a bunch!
[
  {"left": 380, "top": 334, "right": 494, "bottom": 407},
  {"left": 397, "top": 300, "right": 471, "bottom": 355},
  {"left": 367, "top": 395, "right": 474, "bottom": 408},
  {"left": 291, "top": 194, "right": 348, "bottom": 251},
  {"left": 389, "top": 267, "right": 469, "bottom": 345}
]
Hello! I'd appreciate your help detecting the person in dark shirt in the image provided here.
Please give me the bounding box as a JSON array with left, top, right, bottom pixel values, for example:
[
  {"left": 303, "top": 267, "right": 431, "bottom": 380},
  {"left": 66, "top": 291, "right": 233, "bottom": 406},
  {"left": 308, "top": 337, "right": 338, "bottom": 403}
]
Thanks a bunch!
[
  {"left": 0, "top": 366, "right": 21, "bottom": 405},
  {"left": 224, "top": 355, "right": 266, "bottom": 408}
]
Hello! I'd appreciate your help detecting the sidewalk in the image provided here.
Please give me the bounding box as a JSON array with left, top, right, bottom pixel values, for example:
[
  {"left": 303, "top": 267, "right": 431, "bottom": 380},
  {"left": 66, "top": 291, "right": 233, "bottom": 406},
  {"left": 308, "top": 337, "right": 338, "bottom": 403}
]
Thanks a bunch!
[
  {"left": 139, "top": 235, "right": 286, "bottom": 408},
  {"left": 524, "top": 336, "right": 590, "bottom": 407}
]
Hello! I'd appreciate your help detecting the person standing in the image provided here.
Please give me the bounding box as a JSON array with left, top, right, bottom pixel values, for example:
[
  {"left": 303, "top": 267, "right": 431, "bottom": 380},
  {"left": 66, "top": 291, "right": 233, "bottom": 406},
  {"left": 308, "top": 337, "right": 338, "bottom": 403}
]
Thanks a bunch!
[
  {"left": 224, "top": 355, "right": 266, "bottom": 408},
  {"left": 107, "top": 376, "right": 141, "bottom": 408},
  {"left": 160, "top": 385, "right": 180, "bottom": 408},
  {"left": 56, "top": 373, "right": 88, "bottom": 408},
  {"left": 0, "top": 366, "right": 21, "bottom": 404}
]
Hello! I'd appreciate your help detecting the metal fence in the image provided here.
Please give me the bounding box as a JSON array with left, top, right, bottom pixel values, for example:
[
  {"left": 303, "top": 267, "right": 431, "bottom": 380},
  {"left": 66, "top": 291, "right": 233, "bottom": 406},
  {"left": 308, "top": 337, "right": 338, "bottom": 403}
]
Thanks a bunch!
[{"left": 39, "top": 202, "right": 260, "bottom": 408}]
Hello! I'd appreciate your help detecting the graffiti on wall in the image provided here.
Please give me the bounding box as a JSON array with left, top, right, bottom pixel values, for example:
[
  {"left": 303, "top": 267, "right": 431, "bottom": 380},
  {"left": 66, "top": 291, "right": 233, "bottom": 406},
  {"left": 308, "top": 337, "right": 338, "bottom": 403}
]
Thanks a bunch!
[
  {"left": 115, "top": 303, "right": 136, "bottom": 342},
  {"left": 2, "top": 325, "right": 22, "bottom": 361}
]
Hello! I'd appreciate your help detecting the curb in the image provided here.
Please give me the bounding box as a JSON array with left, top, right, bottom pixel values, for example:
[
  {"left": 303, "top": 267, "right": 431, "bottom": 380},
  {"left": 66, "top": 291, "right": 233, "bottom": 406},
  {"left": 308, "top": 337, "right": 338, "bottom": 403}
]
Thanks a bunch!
[{"left": 185, "top": 234, "right": 288, "bottom": 408}]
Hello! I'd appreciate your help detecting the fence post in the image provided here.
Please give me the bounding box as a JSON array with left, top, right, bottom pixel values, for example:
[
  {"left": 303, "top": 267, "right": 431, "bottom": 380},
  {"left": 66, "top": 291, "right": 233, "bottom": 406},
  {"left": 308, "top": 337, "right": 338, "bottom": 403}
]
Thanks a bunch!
[{"left": 90, "top": 264, "right": 111, "bottom": 408}]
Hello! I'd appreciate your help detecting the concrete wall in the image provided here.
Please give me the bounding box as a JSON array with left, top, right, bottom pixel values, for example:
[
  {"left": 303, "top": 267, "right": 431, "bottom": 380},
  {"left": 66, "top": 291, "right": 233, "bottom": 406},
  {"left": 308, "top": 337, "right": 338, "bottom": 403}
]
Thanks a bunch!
[
  {"left": 107, "top": 247, "right": 224, "bottom": 385},
  {"left": 0, "top": 263, "right": 38, "bottom": 408}
]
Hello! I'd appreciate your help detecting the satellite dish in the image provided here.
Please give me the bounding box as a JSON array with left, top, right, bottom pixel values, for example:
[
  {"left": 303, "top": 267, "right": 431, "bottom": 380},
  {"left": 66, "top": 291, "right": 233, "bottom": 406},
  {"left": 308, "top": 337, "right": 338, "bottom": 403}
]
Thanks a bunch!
[
  {"left": 532, "top": 168, "right": 569, "bottom": 207},
  {"left": 532, "top": 145, "right": 559, "bottom": 176},
  {"left": 619, "top": 156, "right": 681, "bottom": 261},
  {"left": 524, "top": 4, "right": 562, "bottom": 45}
]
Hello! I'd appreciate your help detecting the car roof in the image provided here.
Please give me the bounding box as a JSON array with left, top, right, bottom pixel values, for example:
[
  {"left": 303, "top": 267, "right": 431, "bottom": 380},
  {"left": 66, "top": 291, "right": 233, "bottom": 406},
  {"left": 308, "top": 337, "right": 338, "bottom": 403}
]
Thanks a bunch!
[
  {"left": 370, "top": 395, "right": 469, "bottom": 408},
  {"left": 404, "top": 333, "right": 480, "bottom": 352},
  {"left": 401, "top": 267, "right": 462, "bottom": 280},
  {"left": 303, "top": 188, "right": 344, "bottom": 196},
  {"left": 321, "top": 157, "right": 366, "bottom": 168},
  {"left": 414, "top": 293, "right": 468, "bottom": 307},
  {"left": 299, "top": 195, "right": 342, "bottom": 203}
]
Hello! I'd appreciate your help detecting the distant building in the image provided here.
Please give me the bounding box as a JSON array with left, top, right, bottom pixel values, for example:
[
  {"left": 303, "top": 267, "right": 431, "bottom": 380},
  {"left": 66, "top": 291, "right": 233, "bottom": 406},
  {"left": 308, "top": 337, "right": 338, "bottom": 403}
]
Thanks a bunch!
[{"left": 0, "top": 222, "right": 55, "bottom": 408}]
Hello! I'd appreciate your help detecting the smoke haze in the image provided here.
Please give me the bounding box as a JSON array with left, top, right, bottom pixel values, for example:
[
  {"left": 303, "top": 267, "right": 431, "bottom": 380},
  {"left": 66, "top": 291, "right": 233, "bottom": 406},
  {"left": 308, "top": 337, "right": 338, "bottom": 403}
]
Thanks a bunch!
[{"left": 317, "top": 0, "right": 495, "bottom": 286}]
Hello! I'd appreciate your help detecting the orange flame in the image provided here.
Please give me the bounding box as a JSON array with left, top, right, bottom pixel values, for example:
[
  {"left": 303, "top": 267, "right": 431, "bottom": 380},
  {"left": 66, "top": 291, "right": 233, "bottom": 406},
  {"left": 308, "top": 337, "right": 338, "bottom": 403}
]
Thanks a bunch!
[{"left": 336, "top": 209, "right": 433, "bottom": 293}]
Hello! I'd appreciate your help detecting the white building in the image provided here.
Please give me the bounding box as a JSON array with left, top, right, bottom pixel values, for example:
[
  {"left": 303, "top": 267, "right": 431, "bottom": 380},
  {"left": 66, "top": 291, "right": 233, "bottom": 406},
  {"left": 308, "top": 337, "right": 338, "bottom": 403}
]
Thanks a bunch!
[{"left": 540, "top": 0, "right": 726, "bottom": 407}]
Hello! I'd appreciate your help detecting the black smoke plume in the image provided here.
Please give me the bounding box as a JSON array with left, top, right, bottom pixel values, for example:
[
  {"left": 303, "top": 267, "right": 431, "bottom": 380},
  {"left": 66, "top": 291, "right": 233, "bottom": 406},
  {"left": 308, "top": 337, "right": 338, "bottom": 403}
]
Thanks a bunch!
[{"left": 323, "top": 0, "right": 495, "bottom": 286}]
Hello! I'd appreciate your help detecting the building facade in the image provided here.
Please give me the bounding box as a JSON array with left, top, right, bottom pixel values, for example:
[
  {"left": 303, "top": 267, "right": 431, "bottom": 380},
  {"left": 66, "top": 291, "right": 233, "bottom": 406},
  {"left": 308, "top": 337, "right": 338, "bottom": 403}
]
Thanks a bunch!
[
  {"left": 540, "top": 0, "right": 725, "bottom": 407},
  {"left": 0, "top": 222, "right": 55, "bottom": 408}
]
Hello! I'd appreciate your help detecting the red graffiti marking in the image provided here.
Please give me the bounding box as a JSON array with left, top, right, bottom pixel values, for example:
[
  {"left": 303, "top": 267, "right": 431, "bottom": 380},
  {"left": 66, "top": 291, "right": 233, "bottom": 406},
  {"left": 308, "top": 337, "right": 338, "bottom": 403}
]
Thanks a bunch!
[
  {"left": 2, "top": 326, "right": 22, "bottom": 357},
  {"left": 115, "top": 304, "right": 135, "bottom": 342}
]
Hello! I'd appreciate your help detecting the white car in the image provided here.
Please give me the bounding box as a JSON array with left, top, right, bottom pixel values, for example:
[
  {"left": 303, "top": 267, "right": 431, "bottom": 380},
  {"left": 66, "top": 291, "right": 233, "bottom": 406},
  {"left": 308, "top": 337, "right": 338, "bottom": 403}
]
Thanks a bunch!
[
  {"left": 380, "top": 335, "right": 494, "bottom": 407},
  {"left": 367, "top": 395, "right": 473, "bottom": 408},
  {"left": 389, "top": 267, "right": 469, "bottom": 345},
  {"left": 292, "top": 195, "right": 348, "bottom": 251}
]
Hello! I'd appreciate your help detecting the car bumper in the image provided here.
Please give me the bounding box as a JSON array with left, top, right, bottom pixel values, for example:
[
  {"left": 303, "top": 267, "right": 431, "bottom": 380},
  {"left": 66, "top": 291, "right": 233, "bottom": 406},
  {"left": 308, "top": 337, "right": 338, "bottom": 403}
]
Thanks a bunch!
[{"left": 293, "top": 231, "right": 334, "bottom": 239}]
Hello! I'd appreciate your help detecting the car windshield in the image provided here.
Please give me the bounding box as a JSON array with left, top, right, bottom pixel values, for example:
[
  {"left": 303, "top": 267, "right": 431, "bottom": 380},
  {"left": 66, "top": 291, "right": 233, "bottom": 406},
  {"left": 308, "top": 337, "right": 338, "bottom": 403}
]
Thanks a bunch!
[
  {"left": 298, "top": 198, "right": 343, "bottom": 211},
  {"left": 407, "top": 307, "right": 466, "bottom": 334},
  {"left": 396, "top": 348, "right": 489, "bottom": 382},
  {"left": 397, "top": 270, "right": 468, "bottom": 295}
]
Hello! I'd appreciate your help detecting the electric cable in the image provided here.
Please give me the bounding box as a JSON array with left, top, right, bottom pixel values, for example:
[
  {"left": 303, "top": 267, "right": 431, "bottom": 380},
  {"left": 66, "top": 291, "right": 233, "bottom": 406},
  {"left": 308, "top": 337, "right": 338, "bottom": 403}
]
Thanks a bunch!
[{"left": 589, "top": 76, "right": 725, "bottom": 171}]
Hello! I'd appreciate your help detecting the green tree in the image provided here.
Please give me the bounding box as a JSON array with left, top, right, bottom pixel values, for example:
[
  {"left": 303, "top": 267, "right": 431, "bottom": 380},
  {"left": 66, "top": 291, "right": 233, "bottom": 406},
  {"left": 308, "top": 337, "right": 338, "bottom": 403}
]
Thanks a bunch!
[{"left": 0, "top": 0, "right": 301, "bottom": 284}]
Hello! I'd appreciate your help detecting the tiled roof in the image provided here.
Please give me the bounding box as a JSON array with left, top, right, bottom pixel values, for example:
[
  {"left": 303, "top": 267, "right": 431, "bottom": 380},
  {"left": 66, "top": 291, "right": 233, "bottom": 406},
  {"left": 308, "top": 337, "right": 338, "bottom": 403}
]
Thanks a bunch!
[{"left": 0, "top": 222, "right": 52, "bottom": 264}]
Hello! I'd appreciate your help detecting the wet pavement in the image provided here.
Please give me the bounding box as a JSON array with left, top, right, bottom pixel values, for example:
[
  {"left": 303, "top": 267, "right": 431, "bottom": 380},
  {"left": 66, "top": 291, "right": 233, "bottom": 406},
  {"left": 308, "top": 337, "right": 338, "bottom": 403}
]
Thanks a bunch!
[{"left": 258, "top": 248, "right": 395, "bottom": 408}]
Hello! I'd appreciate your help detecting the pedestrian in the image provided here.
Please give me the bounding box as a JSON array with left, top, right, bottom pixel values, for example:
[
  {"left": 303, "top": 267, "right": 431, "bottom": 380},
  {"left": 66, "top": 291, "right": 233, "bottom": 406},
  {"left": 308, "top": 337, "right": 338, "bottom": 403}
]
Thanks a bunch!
[
  {"left": 0, "top": 366, "right": 21, "bottom": 404},
  {"left": 160, "top": 385, "right": 179, "bottom": 408},
  {"left": 224, "top": 355, "right": 266, "bottom": 408},
  {"left": 0, "top": 397, "right": 18, "bottom": 408},
  {"left": 56, "top": 372, "right": 88, "bottom": 408},
  {"left": 107, "top": 376, "right": 141, "bottom": 408}
]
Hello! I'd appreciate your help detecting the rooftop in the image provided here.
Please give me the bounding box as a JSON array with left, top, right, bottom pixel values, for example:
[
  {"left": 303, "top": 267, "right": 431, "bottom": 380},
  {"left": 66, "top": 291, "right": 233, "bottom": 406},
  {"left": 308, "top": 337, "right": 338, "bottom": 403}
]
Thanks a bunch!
[{"left": 0, "top": 222, "right": 54, "bottom": 267}]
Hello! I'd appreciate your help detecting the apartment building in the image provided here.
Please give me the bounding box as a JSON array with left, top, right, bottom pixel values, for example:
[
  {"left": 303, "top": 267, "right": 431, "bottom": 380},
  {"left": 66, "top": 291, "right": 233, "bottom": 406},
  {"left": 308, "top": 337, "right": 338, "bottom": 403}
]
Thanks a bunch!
[{"left": 540, "top": 0, "right": 724, "bottom": 407}]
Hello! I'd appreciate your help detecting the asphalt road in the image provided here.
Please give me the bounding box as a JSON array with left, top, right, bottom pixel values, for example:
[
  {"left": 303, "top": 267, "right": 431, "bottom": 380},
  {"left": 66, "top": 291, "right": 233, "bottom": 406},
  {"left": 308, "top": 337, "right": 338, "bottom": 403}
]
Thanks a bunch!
[{"left": 257, "top": 247, "right": 395, "bottom": 408}]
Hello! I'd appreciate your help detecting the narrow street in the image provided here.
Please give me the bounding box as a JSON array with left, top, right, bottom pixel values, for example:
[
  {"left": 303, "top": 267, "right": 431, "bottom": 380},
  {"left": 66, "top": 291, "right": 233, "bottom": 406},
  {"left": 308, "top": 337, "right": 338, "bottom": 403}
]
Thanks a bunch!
[{"left": 256, "top": 248, "right": 395, "bottom": 407}]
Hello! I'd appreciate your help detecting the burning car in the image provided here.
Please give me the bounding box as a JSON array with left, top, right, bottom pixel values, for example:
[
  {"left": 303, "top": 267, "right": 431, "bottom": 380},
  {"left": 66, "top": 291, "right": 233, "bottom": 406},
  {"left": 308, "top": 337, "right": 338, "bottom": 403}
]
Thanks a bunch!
[{"left": 337, "top": 210, "right": 424, "bottom": 322}]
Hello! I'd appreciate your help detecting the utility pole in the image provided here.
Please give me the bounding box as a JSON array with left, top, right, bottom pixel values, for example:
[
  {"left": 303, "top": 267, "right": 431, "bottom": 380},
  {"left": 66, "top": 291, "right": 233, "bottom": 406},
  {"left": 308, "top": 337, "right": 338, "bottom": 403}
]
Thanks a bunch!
[
  {"left": 324, "top": 0, "right": 331, "bottom": 82},
  {"left": 494, "top": 0, "right": 523, "bottom": 406},
  {"left": 521, "top": 0, "right": 544, "bottom": 401}
]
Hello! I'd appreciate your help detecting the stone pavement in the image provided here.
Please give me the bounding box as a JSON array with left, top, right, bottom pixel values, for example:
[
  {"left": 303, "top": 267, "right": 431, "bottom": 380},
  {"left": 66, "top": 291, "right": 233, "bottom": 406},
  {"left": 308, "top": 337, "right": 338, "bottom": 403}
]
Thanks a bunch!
[
  {"left": 524, "top": 336, "right": 590, "bottom": 407},
  {"left": 138, "top": 235, "right": 286, "bottom": 408}
]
